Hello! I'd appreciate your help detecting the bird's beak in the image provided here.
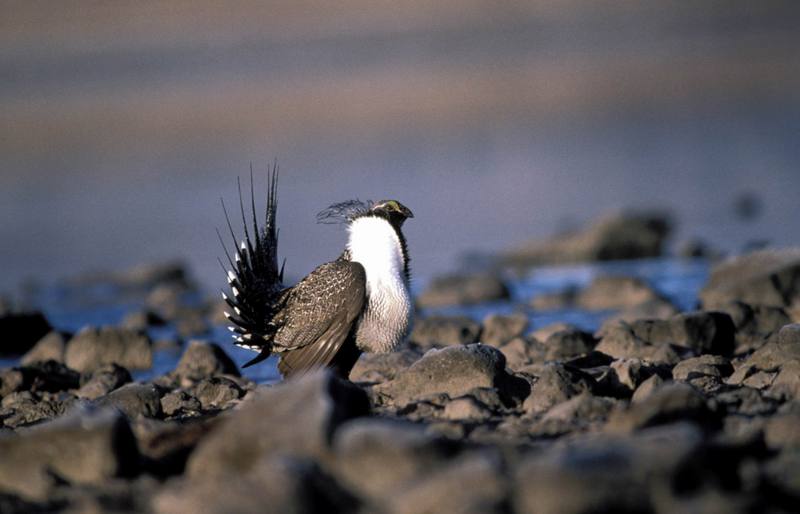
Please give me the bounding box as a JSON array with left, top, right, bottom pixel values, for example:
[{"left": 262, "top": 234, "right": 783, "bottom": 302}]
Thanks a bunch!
[{"left": 402, "top": 206, "right": 414, "bottom": 219}]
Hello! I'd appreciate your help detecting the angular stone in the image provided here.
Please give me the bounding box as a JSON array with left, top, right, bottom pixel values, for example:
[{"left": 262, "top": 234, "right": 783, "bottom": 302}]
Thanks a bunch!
[
  {"left": 192, "top": 376, "right": 244, "bottom": 410},
  {"left": 576, "top": 275, "right": 667, "bottom": 311},
  {"left": 607, "top": 382, "right": 715, "bottom": 433},
  {"left": 65, "top": 326, "right": 153, "bottom": 373},
  {"left": 521, "top": 363, "right": 597, "bottom": 414},
  {"left": 76, "top": 363, "right": 132, "bottom": 400},
  {"left": 441, "top": 395, "right": 494, "bottom": 422},
  {"left": 186, "top": 371, "right": 369, "bottom": 477},
  {"left": 543, "top": 328, "right": 596, "bottom": 360},
  {"left": 160, "top": 390, "right": 202, "bottom": 418}
]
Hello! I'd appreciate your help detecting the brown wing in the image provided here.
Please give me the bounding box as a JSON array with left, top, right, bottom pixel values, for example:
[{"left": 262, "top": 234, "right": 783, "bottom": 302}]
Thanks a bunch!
[{"left": 273, "top": 260, "right": 366, "bottom": 378}]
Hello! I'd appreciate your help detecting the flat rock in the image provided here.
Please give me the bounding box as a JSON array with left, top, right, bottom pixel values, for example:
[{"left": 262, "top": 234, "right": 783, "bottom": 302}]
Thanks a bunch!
[
  {"left": 20, "top": 331, "right": 67, "bottom": 365},
  {"left": 408, "top": 315, "right": 481, "bottom": 349},
  {"left": 0, "top": 312, "right": 52, "bottom": 356},
  {"left": 503, "top": 210, "right": 671, "bottom": 267},
  {"left": 416, "top": 273, "right": 510, "bottom": 308},
  {"left": 95, "top": 382, "right": 163, "bottom": 419},
  {"left": 186, "top": 371, "right": 369, "bottom": 478},
  {"left": 576, "top": 275, "right": 668, "bottom": 311},
  {"left": 172, "top": 340, "right": 240, "bottom": 382},
  {"left": 595, "top": 321, "right": 683, "bottom": 365},
  {"left": 373, "top": 344, "right": 527, "bottom": 408},
  {"left": 65, "top": 326, "right": 153, "bottom": 373},
  {"left": 0, "top": 407, "right": 138, "bottom": 500},
  {"left": 481, "top": 313, "right": 528, "bottom": 347},
  {"left": 76, "top": 363, "right": 132, "bottom": 400},
  {"left": 700, "top": 248, "right": 800, "bottom": 309},
  {"left": 0, "top": 361, "right": 80, "bottom": 396},
  {"left": 672, "top": 355, "right": 733, "bottom": 393}
]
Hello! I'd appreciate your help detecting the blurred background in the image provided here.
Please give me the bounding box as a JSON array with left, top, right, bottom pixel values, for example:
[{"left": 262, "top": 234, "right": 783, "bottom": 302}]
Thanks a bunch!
[{"left": 2, "top": 0, "right": 799, "bottom": 293}]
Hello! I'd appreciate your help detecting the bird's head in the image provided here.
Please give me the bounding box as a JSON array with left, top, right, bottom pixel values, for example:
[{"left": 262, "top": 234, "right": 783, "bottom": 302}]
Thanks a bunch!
[
  {"left": 317, "top": 198, "right": 414, "bottom": 228},
  {"left": 369, "top": 199, "right": 414, "bottom": 228}
]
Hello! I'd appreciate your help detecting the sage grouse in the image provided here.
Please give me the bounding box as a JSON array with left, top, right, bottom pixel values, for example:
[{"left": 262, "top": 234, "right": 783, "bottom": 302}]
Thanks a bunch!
[{"left": 219, "top": 168, "right": 413, "bottom": 379}]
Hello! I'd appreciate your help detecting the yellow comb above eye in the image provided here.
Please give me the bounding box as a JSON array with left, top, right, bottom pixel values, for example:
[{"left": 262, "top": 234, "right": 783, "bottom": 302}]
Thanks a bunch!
[{"left": 383, "top": 200, "right": 401, "bottom": 211}]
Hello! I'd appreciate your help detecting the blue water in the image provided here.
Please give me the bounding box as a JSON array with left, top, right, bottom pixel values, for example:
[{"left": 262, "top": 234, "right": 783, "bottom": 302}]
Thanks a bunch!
[{"left": 4, "top": 258, "right": 709, "bottom": 383}]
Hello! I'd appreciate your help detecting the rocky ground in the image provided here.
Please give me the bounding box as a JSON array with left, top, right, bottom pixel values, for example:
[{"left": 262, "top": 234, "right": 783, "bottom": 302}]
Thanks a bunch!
[{"left": 1, "top": 247, "right": 800, "bottom": 513}]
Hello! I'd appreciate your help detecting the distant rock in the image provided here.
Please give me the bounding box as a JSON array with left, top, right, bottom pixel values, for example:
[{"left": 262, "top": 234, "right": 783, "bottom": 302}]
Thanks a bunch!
[
  {"left": 65, "top": 326, "right": 153, "bottom": 373},
  {"left": 172, "top": 340, "right": 240, "bottom": 382},
  {"left": 191, "top": 377, "right": 244, "bottom": 411},
  {"left": 700, "top": 248, "right": 800, "bottom": 309},
  {"left": 160, "top": 390, "right": 202, "bottom": 418},
  {"left": 576, "top": 275, "right": 669, "bottom": 311},
  {"left": 0, "top": 360, "right": 80, "bottom": 396},
  {"left": 481, "top": 313, "right": 528, "bottom": 347},
  {"left": 714, "top": 301, "right": 791, "bottom": 353},
  {"left": 408, "top": 315, "right": 481, "bottom": 349},
  {"left": 502, "top": 210, "right": 671, "bottom": 267},
  {"left": 529, "top": 287, "right": 578, "bottom": 310},
  {"left": 0, "top": 311, "right": 52, "bottom": 356},
  {"left": 186, "top": 371, "right": 369, "bottom": 478},
  {"left": 20, "top": 331, "right": 67, "bottom": 365},
  {"left": 542, "top": 328, "right": 597, "bottom": 360},
  {"left": 416, "top": 273, "right": 510, "bottom": 308},
  {"left": 121, "top": 310, "right": 167, "bottom": 331},
  {"left": 0, "top": 408, "right": 139, "bottom": 500}
]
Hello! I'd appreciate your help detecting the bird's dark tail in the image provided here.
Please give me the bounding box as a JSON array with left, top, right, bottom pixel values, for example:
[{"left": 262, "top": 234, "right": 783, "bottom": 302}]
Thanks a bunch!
[{"left": 218, "top": 163, "right": 286, "bottom": 368}]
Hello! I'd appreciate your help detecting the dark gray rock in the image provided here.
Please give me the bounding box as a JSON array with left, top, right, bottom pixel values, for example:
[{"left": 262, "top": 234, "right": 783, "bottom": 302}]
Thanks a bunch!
[
  {"left": 0, "top": 390, "right": 74, "bottom": 428},
  {"left": 20, "top": 331, "right": 67, "bottom": 365},
  {"left": 595, "top": 358, "right": 664, "bottom": 397},
  {"left": 384, "top": 451, "right": 507, "bottom": 514},
  {"left": 716, "top": 387, "right": 779, "bottom": 416},
  {"left": 762, "top": 451, "right": 800, "bottom": 499},
  {"left": 481, "top": 313, "right": 528, "bottom": 347},
  {"left": 155, "top": 456, "right": 358, "bottom": 514},
  {"left": 408, "top": 315, "right": 481, "bottom": 349},
  {"left": 530, "top": 392, "right": 619, "bottom": 437},
  {"left": 726, "top": 325, "right": 800, "bottom": 396},
  {"left": 607, "top": 382, "right": 716, "bottom": 433},
  {"left": 631, "top": 374, "right": 666, "bottom": 404},
  {"left": 76, "top": 364, "right": 132, "bottom": 400},
  {"left": 0, "top": 407, "right": 138, "bottom": 500},
  {"left": 576, "top": 275, "right": 668, "bottom": 311},
  {"left": 498, "top": 337, "right": 547, "bottom": 369},
  {"left": 350, "top": 348, "right": 422, "bottom": 384},
  {"left": 441, "top": 395, "right": 495, "bottom": 422},
  {"left": 764, "top": 413, "right": 800, "bottom": 450},
  {"left": 0, "top": 312, "right": 52, "bottom": 356},
  {"left": 0, "top": 361, "right": 80, "bottom": 396},
  {"left": 604, "top": 298, "right": 680, "bottom": 324},
  {"left": 186, "top": 371, "right": 369, "bottom": 478},
  {"left": 331, "top": 417, "right": 460, "bottom": 503},
  {"left": 172, "top": 340, "right": 240, "bottom": 382},
  {"left": 373, "top": 344, "right": 527, "bottom": 408},
  {"left": 514, "top": 423, "right": 703, "bottom": 514},
  {"left": 700, "top": 248, "right": 800, "bottom": 309},
  {"left": 95, "top": 382, "right": 163, "bottom": 419},
  {"left": 191, "top": 376, "right": 244, "bottom": 410},
  {"left": 65, "top": 326, "right": 153, "bottom": 373},
  {"left": 160, "top": 390, "right": 202, "bottom": 417},
  {"left": 416, "top": 273, "right": 510, "bottom": 308},
  {"left": 174, "top": 308, "right": 211, "bottom": 338},
  {"left": 543, "top": 328, "right": 596, "bottom": 359},
  {"left": 520, "top": 363, "right": 597, "bottom": 415},
  {"left": 503, "top": 210, "right": 671, "bottom": 267}
]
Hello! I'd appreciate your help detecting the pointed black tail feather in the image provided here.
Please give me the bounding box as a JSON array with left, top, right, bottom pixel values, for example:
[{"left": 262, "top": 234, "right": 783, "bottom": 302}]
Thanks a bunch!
[{"left": 218, "top": 163, "right": 285, "bottom": 356}]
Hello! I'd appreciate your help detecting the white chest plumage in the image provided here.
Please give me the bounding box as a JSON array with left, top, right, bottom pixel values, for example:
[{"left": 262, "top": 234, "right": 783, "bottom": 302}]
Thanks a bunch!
[{"left": 346, "top": 216, "right": 413, "bottom": 353}]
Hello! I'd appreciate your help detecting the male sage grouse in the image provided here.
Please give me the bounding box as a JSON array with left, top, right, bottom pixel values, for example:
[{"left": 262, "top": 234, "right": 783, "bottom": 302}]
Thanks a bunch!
[{"left": 218, "top": 167, "right": 414, "bottom": 379}]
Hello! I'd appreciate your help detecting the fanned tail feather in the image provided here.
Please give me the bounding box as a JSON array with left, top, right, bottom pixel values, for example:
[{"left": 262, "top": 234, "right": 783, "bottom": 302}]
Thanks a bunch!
[{"left": 218, "top": 163, "right": 285, "bottom": 365}]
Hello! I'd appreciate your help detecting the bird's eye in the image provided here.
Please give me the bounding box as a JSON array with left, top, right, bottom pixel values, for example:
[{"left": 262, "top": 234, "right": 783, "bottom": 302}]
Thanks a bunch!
[{"left": 384, "top": 200, "right": 400, "bottom": 212}]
